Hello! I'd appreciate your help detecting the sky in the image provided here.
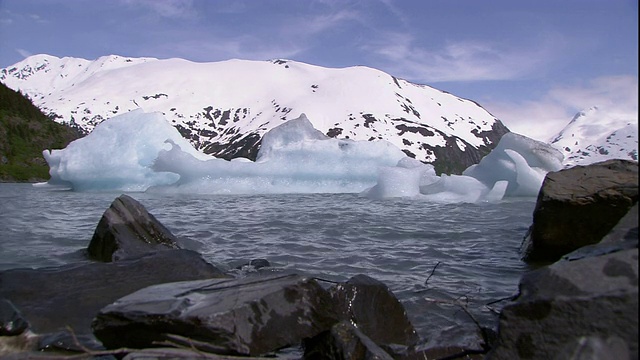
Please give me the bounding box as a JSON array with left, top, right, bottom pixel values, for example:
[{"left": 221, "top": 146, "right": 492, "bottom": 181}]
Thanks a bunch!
[{"left": 0, "top": 0, "right": 637, "bottom": 141}]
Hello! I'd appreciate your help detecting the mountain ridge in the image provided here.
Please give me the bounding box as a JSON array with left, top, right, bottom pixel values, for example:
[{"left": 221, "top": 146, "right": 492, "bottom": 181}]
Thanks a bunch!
[
  {"left": 549, "top": 106, "right": 638, "bottom": 167},
  {"left": 1, "top": 54, "right": 510, "bottom": 174}
]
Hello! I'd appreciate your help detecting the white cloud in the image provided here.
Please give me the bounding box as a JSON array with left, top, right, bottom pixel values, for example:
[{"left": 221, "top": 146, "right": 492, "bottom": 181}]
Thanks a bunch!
[
  {"left": 484, "top": 75, "right": 639, "bottom": 141},
  {"left": 154, "top": 36, "right": 306, "bottom": 62},
  {"left": 363, "top": 32, "right": 562, "bottom": 83},
  {"left": 121, "top": 0, "right": 196, "bottom": 19},
  {"left": 16, "top": 48, "right": 33, "bottom": 59}
]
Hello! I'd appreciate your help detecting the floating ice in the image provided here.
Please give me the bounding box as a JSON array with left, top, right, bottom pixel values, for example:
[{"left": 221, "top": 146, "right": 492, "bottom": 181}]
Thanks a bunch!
[
  {"left": 41, "top": 110, "right": 562, "bottom": 202},
  {"left": 42, "top": 111, "right": 405, "bottom": 193},
  {"left": 42, "top": 109, "right": 210, "bottom": 191},
  {"left": 462, "top": 132, "right": 563, "bottom": 197},
  {"left": 364, "top": 132, "right": 563, "bottom": 202}
]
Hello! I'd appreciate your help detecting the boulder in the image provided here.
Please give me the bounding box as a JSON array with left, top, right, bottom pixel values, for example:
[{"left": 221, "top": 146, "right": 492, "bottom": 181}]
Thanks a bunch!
[
  {"left": 303, "top": 321, "right": 394, "bottom": 360},
  {"left": 87, "top": 194, "right": 181, "bottom": 262},
  {"left": 487, "top": 248, "right": 638, "bottom": 359},
  {"left": 92, "top": 273, "right": 338, "bottom": 356},
  {"left": 328, "top": 274, "right": 419, "bottom": 347},
  {"left": 562, "top": 203, "right": 638, "bottom": 262},
  {"left": 0, "top": 249, "right": 226, "bottom": 335},
  {"left": 521, "top": 159, "right": 638, "bottom": 263}
]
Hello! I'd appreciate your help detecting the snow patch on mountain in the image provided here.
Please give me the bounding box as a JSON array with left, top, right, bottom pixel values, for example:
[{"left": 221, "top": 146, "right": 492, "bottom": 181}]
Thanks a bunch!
[
  {"left": 1, "top": 54, "right": 509, "bottom": 174},
  {"left": 549, "top": 106, "right": 638, "bottom": 167}
]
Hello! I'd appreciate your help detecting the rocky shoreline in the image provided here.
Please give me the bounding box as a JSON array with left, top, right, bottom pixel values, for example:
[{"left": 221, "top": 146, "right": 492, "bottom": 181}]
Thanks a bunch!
[{"left": 1, "top": 159, "right": 637, "bottom": 359}]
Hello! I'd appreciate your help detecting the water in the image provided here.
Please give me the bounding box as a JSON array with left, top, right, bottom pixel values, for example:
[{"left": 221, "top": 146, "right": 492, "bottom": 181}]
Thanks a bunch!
[{"left": 0, "top": 183, "right": 536, "bottom": 344}]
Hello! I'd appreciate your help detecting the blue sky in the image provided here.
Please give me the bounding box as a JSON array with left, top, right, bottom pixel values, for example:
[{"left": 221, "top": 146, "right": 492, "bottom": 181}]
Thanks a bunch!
[{"left": 0, "top": 0, "right": 637, "bottom": 140}]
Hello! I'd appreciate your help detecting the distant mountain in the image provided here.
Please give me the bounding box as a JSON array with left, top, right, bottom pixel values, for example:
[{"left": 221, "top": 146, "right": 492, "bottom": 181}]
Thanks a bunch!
[
  {"left": 0, "top": 82, "right": 80, "bottom": 181},
  {"left": 1, "top": 54, "right": 510, "bottom": 174},
  {"left": 549, "top": 106, "right": 638, "bottom": 167}
]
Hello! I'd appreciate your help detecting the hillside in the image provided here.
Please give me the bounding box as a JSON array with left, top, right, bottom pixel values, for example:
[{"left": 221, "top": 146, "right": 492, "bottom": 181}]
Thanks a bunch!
[
  {"left": 0, "top": 82, "right": 81, "bottom": 182},
  {"left": 1, "top": 54, "right": 510, "bottom": 175},
  {"left": 549, "top": 106, "right": 638, "bottom": 167}
]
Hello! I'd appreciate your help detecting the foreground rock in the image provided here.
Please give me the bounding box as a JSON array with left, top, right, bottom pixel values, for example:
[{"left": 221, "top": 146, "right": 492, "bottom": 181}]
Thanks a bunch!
[
  {"left": 0, "top": 250, "right": 226, "bottom": 336},
  {"left": 304, "top": 321, "right": 394, "bottom": 360},
  {"left": 521, "top": 159, "right": 638, "bottom": 263},
  {"left": 92, "top": 273, "right": 338, "bottom": 356},
  {"left": 488, "top": 247, "right": 638, "bottom": 359},
  {"left": 328, "top": 274, "right": 419, "bottom": 347},
  {"left": 88, "top": 194, "right": 181, "bottom": 262}
]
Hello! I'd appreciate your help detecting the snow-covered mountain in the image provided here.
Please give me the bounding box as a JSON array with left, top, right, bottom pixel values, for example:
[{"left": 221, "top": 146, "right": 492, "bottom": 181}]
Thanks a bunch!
[
  {"left": 1, "top": 54, "right": 510, "bottom": 174},
  {"left": 549, "top": 106, "right": 638, "bottom": 167}
]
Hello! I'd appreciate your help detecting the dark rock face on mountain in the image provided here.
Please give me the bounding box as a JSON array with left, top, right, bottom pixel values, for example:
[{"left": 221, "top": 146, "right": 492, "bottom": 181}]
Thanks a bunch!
[
  {"left": 92, "top": 274, "right": 338, "bottom": 356},
  {"left": 0, "top": 250, "right": 226, "bottom": 336},
  {"left": 521, "top": 159, "right": 638, "bottom": 263},
  {"left": 87, "top": 194, "right": 180, "bottom": 262}
]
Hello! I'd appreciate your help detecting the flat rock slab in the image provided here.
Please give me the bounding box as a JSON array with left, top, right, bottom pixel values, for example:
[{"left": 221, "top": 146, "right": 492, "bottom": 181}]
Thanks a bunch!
[
  {"left": 521, "top": 159, "right": 638, "bottom": 263},
  {"left": 0, "top": 249, "right": 226, "bottom": 335},
  {"left": 488, "top": 248, "right": 638, "bottom": 359},
  {"left": 87, "top": 194, "right": 180, "bottom": 262},
  {"left": 92, "top": 273, "right": 338, "bottom": 357}
]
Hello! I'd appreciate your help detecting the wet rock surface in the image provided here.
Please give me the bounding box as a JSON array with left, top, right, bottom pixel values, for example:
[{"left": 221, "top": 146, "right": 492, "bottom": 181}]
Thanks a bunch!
[
  {"left": 87, "top": 194, "right": 181, "bottom": 262},
  {"left": 0, "top": 299, "right": 29, "bottom": 336},
  {"left": 0, "top": 249, "right": 226, "bottom": 335},
  {"left": 521, "top": 159, "right": 638, "bottom": 263},
  {"left": 303, "top": 321, "right": 394, "bottom": 360},
  {"left": 329, "top": 274, "right": 419, "bottom": 347},
  {"left": 488, "top": 248, "right": 639, "bottom": 359},
  {"left": 93, "top": 273, "right": 339, "bottom": 356}
]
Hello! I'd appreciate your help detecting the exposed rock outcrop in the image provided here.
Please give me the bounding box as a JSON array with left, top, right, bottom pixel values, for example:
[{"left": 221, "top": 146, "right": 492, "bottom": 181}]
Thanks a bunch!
[
  {"left": 521, "top": 159, "right": 638, "bottom": 263},
  {"left": 87, "top": 194, "right": 181, "bottom": 262}
]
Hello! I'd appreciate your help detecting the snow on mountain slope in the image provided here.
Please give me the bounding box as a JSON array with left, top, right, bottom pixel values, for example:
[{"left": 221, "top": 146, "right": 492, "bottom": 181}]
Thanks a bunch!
[
  {"left": 549, "top": 106, "right": 638, "bottom": 167},
  {"left": 1, "top": 54, "right": 510, "bottom": 174}
]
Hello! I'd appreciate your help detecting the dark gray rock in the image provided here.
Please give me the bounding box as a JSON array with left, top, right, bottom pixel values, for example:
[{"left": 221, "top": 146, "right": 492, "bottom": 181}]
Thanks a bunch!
[
  {"left": 87, "top": 194, "right": 180, "bottom": 262},
  {"left": 123, "top": 347, "right": 270, "bottom": 359},
  {"left": 303, "top": 321, "right": 394, "bottom": 360},
  {"left": 487, "top": 248, "right": 638, "bottom": 359},
  {"left": 92, "top": 273, "right": 338, "bottom": 356},
  {"left": 521, "top": 159, "right": 638, "bottom": 263},
  {"left": 0, "top": 299, "right": 29, "bottom": 336},
  {"left": 0, "top": 249, "right": 226, "bottom": 335},
  {"left": 329, "top": 274, "right": 419, "bottom": 347},
  {"left": 554, "top": 336, "right": 630, "bottom": 360}
]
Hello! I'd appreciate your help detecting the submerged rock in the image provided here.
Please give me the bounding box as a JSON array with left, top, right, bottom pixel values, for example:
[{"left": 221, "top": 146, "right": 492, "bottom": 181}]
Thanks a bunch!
[
  {"left": 0, "top": 249, "right": 225, "bottom": 336},
  {"left": 488, "top": 247, "right": 638, "bottom": 359},
  {"left": 92, "top": 273, "right": 338, "bottom": 356},
  {"left": 328, "top": 274, "right": 419, "bottom": 347},
  {"left": 87, "top": 194, "right": 181, "bottom": 262},
  {"left": 521, "top": 159, "right": 638, "bottom": 263}
]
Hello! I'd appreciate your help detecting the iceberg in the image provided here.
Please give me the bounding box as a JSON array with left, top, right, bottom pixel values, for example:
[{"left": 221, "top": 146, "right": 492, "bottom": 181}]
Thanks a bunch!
[
  {"left": 364, "top": 132, "right": 564, "bottom": 202},
  {"left": 42, "top": 111, "right": 405, "bottom": 193},
  {"left": 41, "top": 110, "right": 563, "bottom": 202},
  {"left": 42, "top": 109, "right": 210, "bottom": 191}
]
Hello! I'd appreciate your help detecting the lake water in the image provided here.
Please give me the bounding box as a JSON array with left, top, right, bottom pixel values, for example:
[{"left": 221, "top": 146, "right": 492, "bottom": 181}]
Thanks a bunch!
[{"left": 0, "top": 182, "right": 536, "bottom": 344}]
